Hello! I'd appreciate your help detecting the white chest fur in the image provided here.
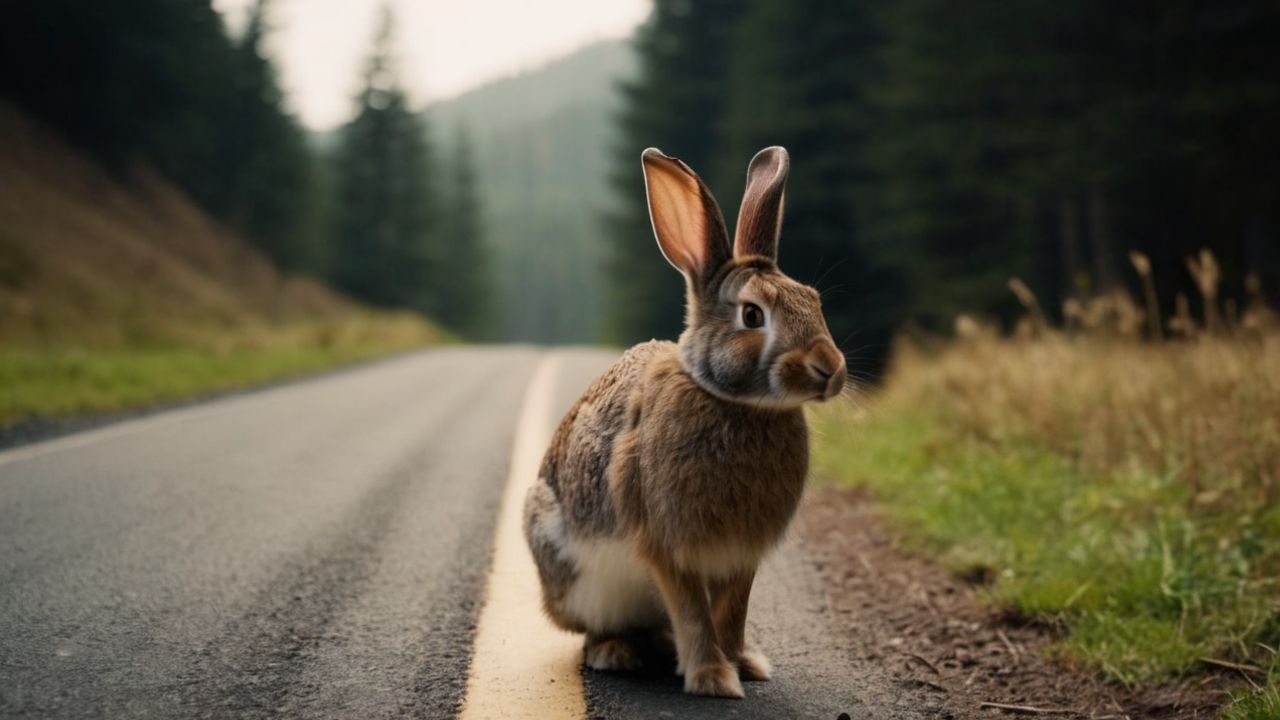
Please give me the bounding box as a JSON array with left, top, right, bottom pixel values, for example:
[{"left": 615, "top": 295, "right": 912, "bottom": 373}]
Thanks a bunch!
[{"left": 562, "top": 537, "right": 665, "bottom": 634}]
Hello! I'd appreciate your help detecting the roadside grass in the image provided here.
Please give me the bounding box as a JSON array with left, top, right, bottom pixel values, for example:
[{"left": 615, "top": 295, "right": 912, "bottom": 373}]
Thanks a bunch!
[
  {"left": 813, "top": 330, "right": 1280, "bottom": 709},
  {"left": 0, "top": 312, "right": 444, "bottom": 426}
]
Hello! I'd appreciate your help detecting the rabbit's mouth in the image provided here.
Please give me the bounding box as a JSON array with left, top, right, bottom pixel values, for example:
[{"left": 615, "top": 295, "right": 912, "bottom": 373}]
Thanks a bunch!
[
  {"left": 817, "top": 367, "right": 848, "bottom": 401},
  {"left": 807, "top": 366, "right": 847, "bottom": 402}
]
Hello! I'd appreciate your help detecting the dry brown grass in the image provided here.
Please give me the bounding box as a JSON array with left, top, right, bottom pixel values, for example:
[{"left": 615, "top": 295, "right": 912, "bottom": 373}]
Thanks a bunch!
[{"left": 889, "top": 330, "right": 1280, "bottom": 514}]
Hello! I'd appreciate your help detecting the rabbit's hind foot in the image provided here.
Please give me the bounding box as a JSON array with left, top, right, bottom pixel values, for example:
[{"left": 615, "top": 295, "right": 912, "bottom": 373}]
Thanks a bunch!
[{"left": 583, "top": 634, "right": 643, "bottom": 671}]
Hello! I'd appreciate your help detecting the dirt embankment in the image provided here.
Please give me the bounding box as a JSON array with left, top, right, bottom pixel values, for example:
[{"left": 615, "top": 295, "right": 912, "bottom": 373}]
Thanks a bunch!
[{"left": 0, "top": 103, "right": 351, "bottom": 349}]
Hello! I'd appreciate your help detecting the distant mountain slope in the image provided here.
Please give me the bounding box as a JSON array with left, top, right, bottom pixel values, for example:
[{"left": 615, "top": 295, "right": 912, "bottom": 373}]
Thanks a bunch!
[{"left": 426, "top": 40, "right": 636, "bottom": 344}]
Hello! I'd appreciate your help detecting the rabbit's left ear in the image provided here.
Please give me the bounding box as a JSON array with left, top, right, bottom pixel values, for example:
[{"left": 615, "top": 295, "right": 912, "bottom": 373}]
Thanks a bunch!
[{"left": 734, "top": 146, "right": 789, "bottom": 260}]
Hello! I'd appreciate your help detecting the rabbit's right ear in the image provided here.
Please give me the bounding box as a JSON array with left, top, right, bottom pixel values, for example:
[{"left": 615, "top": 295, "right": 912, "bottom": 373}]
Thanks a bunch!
[
  {"left": 734, "top": 146, "right": 789, "bottom": 261},
  {"left": 641, "top": 148, "right": 730, "bottom": 289}
]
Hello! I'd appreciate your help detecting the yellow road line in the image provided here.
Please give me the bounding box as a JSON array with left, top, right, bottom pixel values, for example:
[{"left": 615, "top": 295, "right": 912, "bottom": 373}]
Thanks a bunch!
[{"left": 459, "top": 353, "right": 586, "bottom": 719}]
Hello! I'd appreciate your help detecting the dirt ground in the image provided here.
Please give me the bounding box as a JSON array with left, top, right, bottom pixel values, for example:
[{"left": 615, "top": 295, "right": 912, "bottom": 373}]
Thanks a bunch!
[{"left": 796, "top": 487, "right": 1244, "bottom": 719}]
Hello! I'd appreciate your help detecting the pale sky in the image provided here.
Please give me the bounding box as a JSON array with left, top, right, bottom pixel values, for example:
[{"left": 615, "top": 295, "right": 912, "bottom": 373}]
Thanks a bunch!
[{"left": 213, "top": 0, "right": 650, "bottom": 131}]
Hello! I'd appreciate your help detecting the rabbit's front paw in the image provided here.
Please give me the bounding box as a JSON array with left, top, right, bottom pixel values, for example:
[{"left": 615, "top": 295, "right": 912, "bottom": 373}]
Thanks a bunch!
[
  {"left": 684, "top": 662, "right": 745, "bottom": 698},
  {"left": 737, "top": 647, "right": 772, "bottom": 681}
]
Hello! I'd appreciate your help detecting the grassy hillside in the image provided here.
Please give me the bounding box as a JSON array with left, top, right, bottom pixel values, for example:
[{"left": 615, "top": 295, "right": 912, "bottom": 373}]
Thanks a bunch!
[
  {"left": 815, "top": 311, "right": 1280, "bottom": 716},
  {"left": 427, "top": 40, "right": 635, "bottom": 344},
  {"left": 0, "top": 104, "right": 441, "bottom": 425}
]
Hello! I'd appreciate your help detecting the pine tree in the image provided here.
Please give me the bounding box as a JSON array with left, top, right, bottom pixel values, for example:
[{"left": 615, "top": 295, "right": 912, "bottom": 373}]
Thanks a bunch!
[
  {"left": 217, "top": 0, "right": 321, "bottom": 273},
  {"left": 867, "top": 0, "right": 1045, "bottom": 324},
  {"left": 435, "top": 127, "right": 492, "bottom": 337},
  {"left": 329, "top": 6, "right": 440, "bottom": 312}
]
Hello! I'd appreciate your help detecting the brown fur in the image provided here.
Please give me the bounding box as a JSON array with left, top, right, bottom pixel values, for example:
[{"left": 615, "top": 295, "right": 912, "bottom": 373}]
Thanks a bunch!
[
  {"left": 733, "top": 148, "right": 789, "bottom": 260},
  {"left": 522, "top": 146, "right": 846, "bottom": 698},
  {"left": 709, "top": 570, "right": 770, "bottom": 680},
  {"left": 522, "top": 479, "right": 584, "bottom": 632},
  {"left": 538, "top": 343, "right": 666, "bottom": 538},
  {"left": 610, "top": 348, "right": 808, "bottom": 570}
]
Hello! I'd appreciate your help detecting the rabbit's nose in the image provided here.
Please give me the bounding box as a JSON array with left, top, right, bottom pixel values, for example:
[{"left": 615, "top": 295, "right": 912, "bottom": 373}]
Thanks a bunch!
[{"left": 805, "top": 340, "right": 847, "bottom": 399}]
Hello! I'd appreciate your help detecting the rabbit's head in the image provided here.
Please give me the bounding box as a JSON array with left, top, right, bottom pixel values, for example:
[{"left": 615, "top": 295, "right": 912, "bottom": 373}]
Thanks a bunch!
[{"left": 641, "top": 146, "right": 847, "bottom": 409}]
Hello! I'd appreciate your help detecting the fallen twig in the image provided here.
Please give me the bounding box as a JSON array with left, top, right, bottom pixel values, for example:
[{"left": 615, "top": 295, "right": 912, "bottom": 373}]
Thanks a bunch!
[
  {"left": 904, "top": 652, "right": 940, "bottom": 675},
  {"left": 997, "top": 629, "right": 1021, "bottom": 660},
  {"left": 920, "top": 679, "right": 949, "bottom": 693},
  {"left": 917, "top": 586, "right": 941, "bottom": 616},
  {"left": 979, "top": 701, "right": 1074, "bottom": 715},
  {"left": 1198, "top": 656, "right": 1264, "bottom": 674},
  {"left": 855, "top": 551, "right": 875, "bottom": 576},
  {"left": 1105, "top": 694, "right": 1131, "bottom": 720}
]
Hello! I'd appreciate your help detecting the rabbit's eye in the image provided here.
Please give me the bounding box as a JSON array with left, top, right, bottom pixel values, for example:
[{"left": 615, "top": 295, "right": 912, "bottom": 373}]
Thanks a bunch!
[{"left": 742, "top": 303, "right": 765, "bottom": 329}]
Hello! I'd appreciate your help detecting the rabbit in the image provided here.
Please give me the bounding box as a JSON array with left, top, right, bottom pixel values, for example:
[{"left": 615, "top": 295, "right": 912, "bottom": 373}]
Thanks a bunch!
[{"left": 522, "top": 146, "right": 847, "bottom": 698}]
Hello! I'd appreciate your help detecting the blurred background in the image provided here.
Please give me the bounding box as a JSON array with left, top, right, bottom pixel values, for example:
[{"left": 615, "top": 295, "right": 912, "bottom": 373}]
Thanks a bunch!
[
  {"left": 0, "top": 0, "right": 1277, "bottom": 423},
  {"left": 3, "top": 3, "right": 1279, "bottom": 707}
]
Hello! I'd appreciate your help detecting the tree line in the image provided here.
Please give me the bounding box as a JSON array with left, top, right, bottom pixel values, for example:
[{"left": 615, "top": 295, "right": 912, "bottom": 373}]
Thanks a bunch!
[
  {"left": 608, "top": 0, "right": 1280, "bottom": 371},
  {"left": 0, "top": 0, "right": 489, "bottom": 337}
]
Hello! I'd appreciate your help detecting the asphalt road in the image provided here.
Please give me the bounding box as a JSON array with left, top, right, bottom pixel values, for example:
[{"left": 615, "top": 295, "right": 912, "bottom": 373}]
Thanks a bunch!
[{"left": 1, "top": 347, "right": 927, "bottom": 719}]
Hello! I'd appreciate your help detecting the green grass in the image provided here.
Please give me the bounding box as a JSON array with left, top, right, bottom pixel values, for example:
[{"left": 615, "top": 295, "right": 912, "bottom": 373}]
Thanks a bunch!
[
  {"left": 0, "top": 313, "right": 445, "bottom": 426},
  {"left": 1223, "top": 650, "right": 1280, "bottom": 720},
  {"left": 813, "top": 363, "right": 1280, "bottom": 703}
]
